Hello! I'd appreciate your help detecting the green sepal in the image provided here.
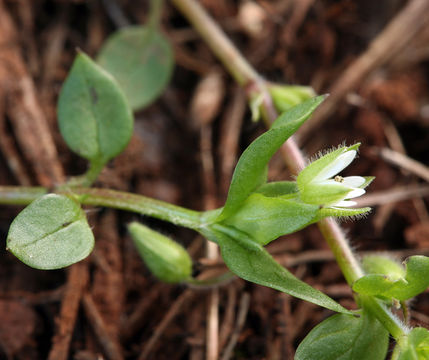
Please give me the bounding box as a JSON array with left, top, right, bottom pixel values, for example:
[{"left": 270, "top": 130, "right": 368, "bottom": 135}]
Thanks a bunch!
[
  {"left": 318, "top": 206, "right": 371, "bottom": 219},
  {"left": 353, "top": 256, "right": 429, "bottom": 301},
  {"left": 128, "top": 222, "right": 192, "bottom": 283},
  {"left": 204, "top": 224, "right": 350, "bottom": 314},
  {"left": 219, "top": 96, "right": 326, "bottom": 221},
  {"left": 222, "top": 193, "right": 319, "bottom": 245},
  {"left": 300, "top": 182, "right": 354, "bottom": 205},
  {"left": 6, "top": 194, "right": 94, "bottom": 270},
  {"left": 361, "top": 176, "right": 376, "bottom": 189},
  {"left": 297, "top": 143, "right": 360, "bottom": 190},
  {"left": 254, "top": 181, "right": 298, "bottom": 197},
  {"left": 295, "top": 310, "right": 389, "bottom": 360}
]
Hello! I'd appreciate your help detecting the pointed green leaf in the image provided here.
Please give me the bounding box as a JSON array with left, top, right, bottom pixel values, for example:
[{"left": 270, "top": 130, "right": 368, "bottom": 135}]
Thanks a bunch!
[
  {"left": 97, "top": 26, "right": 174, "bottom": 111},
  {"left": 295, "top": 311, "right": 389, "bottom": 360},
  {"left": 209, "top": 224, "right": 349, "bottom": 314},
  {"left": 6, "top": 194, "right": 94, "bottom": 270},
  {"left": 58, "top": 52, "right": 133, "bottom": 165},
  {"left": 353, "top": 256, "right": 429, "bottom": 300},
  {"left": 219, "top": 96, "right": 326, "bottom": 220},
  {"left": 223, "top": 193, "right": 319, "bottom": 245}
]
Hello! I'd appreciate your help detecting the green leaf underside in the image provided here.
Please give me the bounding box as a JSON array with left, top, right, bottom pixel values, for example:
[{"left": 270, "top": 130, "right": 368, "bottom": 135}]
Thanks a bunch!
[
  {"left": 210, "top": 224, "right": 349, "bottom": 314},
  {"left": 97, "top": 26, "right": 174, "bottom": 110},
  {"left": 219, "top": 96, "right": 326, "bottom": 221},
  {"left": 353, "top": 256, "right": 429, "bottom": 301},
  {"left": 395, "top": 328, "right": 429, "bottom": 360},
  {"left": 295, "top": 311, "right": 389, "bottom": 360},
  {"left": 58, "top": 52, "right": 133, "bottom": 164},
  {"left": 223, "top": 193, "right": 319, "bottom": 245},
  {"left": 6, "top": 194, "right": 94, "bottom": 270}
]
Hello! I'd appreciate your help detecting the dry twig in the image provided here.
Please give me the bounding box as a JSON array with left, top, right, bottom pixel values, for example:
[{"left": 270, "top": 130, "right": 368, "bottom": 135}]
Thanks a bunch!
[
  {"left": 82, "top": 293, "right": 124, "bottom": 360},
  {"left": 220, "top": 292, "right": 250, "bottom": 360},
  {"left": 139, "top": 289, "right": 195, "bottom": 360},
  {"left": 298, "top": 0, "right": 429, "bottom": 141}
]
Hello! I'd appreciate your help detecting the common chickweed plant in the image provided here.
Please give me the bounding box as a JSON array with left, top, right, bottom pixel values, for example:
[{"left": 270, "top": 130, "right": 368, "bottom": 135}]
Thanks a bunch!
[{"left": 1, "top": 2, "right": 429, "bottom": 359}]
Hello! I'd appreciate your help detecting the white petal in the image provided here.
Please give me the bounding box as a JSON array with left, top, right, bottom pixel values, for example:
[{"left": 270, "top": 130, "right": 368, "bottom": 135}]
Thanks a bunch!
[
  {"left": 346, "top": 188, "right": 366, "bottom": 199},
  {"left": 313, "top": 150, "right": 357, "bottom": 182},
  {"left": 342, "top": 176, "right": 365, "bottom": 188},
  {"left": 331, "top": 200, "right": 357, "bottom": 207}
]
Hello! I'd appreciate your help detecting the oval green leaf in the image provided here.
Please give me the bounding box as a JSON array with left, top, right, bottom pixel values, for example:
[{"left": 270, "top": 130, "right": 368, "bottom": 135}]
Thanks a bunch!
[
  {"left": 6, "top": 194, "right": 94, "bottom": 270},
  {"left": 97, "top": 26, "right": 174, "bottom": 111},
  {"left": 219, "top": 95, "right": 326, "bottom": 221},
  {"left": 295, "top": 311, "right": 389, "bottom": 360},
  {"left": 58, "top": 52, "right": 133, "bottom": 165}
]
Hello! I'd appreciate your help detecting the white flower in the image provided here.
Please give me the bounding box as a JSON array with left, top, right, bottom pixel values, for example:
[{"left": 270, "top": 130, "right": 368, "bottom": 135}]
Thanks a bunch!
[{"left": 297, "top": 145, "right": 371, "bottom": 207}]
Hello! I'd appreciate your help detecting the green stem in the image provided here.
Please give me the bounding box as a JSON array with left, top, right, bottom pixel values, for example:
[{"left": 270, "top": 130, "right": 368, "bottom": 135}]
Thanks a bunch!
[
  {"left": 83, "top": 160, "right": 106, "bottom": 187},
  {"left": 148, "top": 0, "right": 163, "bottom": 31},
  {"left": 318, "top": 217, "right": 363, "bottom": 284},
  {"left": 0, "top": 186, "right": 48, "bottom": 205},
  {"left": 73, "top": 188, "right": 202, "bottom": 229},
  {"left": 170, "top": 0, "right": 260, "bottom": 86},
  {"left": 360, "top": 295, "right": 409, "bottom": 340},
  {"left": 0, "top": 186, "right": 202, "bottom": 230},
  {"left": 61, "top": 160, "right": 106, "bottom": 188}
]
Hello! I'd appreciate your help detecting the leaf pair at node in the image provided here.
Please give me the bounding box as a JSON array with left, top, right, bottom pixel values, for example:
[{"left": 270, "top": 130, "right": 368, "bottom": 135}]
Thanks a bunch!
[{"left": 353, "top": 255, "right": 429, "bottom": 302}]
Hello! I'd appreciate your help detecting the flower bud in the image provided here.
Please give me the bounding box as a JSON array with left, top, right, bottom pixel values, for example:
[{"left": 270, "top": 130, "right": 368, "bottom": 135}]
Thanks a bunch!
[
  {"left": 362, "top": 255, "right": 405, "bottom": 281},
  {"left": 268, "top": 84, "right": 316, "bottom": 113},
  {"left": 128, "top": 222, "right": 192, "bottom": 283},
  {"left": 297, "top": 144, "right": 373, "bottom": 208}
]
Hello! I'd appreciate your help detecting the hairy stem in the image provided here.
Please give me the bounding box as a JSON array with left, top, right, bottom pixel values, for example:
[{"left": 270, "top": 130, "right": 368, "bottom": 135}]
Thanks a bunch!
[
  {"left": 170, "top": 0, "right": 260, "bottom": 86},
  {"left": 171, "top": 0, "right": 407, "bottom": 338},
  {"left": 360, "top": 295, "right": 409, "bottom": 340}
]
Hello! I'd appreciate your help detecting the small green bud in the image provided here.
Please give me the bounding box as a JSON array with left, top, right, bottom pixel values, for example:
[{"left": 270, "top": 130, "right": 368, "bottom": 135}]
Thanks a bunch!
[
  {"left": 268, "top": 84, "right": 316, "bottom": 113},
  {"left": 362, "top": 255, "right": 405, "bottom": 281},
  {"left": 128, "top": 222, "right": 192, "bottom": 283},
  {"left": 297, "top": 144, "right": 372, "bottom": 208}
]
